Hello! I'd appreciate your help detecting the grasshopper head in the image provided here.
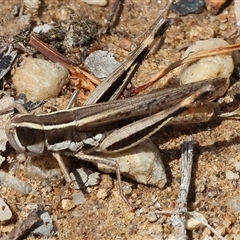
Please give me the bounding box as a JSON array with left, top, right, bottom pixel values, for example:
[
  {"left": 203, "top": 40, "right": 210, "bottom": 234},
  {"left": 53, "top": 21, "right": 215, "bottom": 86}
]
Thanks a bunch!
[{"left": 6, "top": 114, "right": 45, "bottom": 156}]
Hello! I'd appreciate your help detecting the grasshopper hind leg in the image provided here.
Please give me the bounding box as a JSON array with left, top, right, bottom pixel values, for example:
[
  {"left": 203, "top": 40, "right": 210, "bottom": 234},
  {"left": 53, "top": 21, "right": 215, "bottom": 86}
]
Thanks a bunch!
[{"left": 75, "top": 152, "right": 134, "bottom": 209}]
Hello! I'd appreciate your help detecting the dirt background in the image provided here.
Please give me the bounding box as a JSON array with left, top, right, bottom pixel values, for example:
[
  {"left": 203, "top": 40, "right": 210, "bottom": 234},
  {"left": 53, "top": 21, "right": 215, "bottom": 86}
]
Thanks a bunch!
[{"left": 0, "top": 0, "right": 240, "bottom": 239}]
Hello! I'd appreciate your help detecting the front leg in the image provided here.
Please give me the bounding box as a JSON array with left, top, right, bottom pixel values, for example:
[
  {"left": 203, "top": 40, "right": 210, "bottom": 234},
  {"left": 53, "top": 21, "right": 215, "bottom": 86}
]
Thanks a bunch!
[{"left": 52, "top": 152, "right": 73, "bottom": 207}]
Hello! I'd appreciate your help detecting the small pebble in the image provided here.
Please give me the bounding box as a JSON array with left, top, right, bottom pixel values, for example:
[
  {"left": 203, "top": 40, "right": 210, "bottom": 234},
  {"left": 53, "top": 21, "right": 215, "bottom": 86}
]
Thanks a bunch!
[
  {"left": 61, "top": 199, "right": 76, "bottom": 211},
  {"left": 234, "top": 161, "right": 240, "bottom": 171},
  {"left": 205, "top": 0, "right": 227, "bottom": 14},
  {"left": 153, "top": 201, "right": 161, "bottom": 209},
  {"left": 0, "top": 170, "right": 32, "bottom": 194},
  {"left": 147, "top": 211, "right": 158, "bottom": 223},
  {"left": 225, "top": 170, "right": 239, "bottom": 180},
  {"left": 15, "top": 153, "right": 27, "bottom": 163},
  {"left": 122, "top": 183, "right": 133, "bottom": 195},
  {"left": 186, "top": 212, "right": 207, "bottom": 230},
  {"left": 95, "top": 140, "right": 167, "bottom": 188},
  {"left": 70, "top": 167, "right": 100, "bottom": 189},
  {"left": 84, "top": 50, "right": 120, "bottom": 79},
  {"left": 12, "top": 57, "right": 68, "bottom": 101},
  {"left": 0, "top": 198, "right": 12, "bottom": 221},
  {"left": 72, "top": 192, "right": 86, "bottom": 205},
  {"left": 96, "top": 188, "right": 109, "bottom": 200},
  {"left": 0, "top": 224, "right": 14, "bottom": 233},
  {"left": 170, "top": 0, "right": 205, "bottom": 15},
  {"left": 208, "top": 189, "right": 219, "bottom": 198},
  {"left": 167, "top": 235, "right": 176, "bottom": 240},
  {"left": 33, "top": 24, "right": 52, "bottom": 33},
  {"left": 23, "top": 0, "right": 40, "bottom": 11},
  {"left": 227, "top": 195, "right": 240, "bottom": 213},
  {"left": 135, "top": 208, "right": 143, "bottom": 217},
  {"left": 81, "top": 0, "right": 108, "bottom": 7},
  {"left": 119, "top": 38, "right": 133, "bottom": 51}
]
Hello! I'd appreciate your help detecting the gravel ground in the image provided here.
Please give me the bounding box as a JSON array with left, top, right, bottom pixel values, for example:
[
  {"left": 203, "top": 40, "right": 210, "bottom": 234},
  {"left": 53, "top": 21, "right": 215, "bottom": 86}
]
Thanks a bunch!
[{"left": 0, "top": 0, "right": 240, "bottom": 239}]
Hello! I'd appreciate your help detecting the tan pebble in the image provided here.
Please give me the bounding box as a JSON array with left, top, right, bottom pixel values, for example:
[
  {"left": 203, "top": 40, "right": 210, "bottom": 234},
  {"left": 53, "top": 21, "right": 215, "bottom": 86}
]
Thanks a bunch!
[
  {"left": 97, "top": 189, "right": 109, "bottom": 200},
  {"left": 61, "top": 199, "right": 76, "bottom": 210},
  {"left": 167, "top": 234, "right": 176, "bottom": 240},
  {"left": 119, "top": 38, "right": 133, "bottom": 51},
  {"left": 0, "top": 224, "right": 14, "bottom": 232},
  {"left": 186, "top": 212, "right": 208, "bottom": 230},
  {"left": 227, "top": 195, "right": 240, "bottom": 212},
  {"left": 95, "top": 140, "right": 167, "bottom": 188},
  {"left": 205, "top": 0, "right": 228, "bottom": 14},
  {"left": 234, "top": 161, "right": 240, "bottom": 171},
  {"left": 147, "top": 211, "right": 158, "bottom": 223},
  {"left": 225, "top": 170, "right": 239, "bottom": 180},
  {"left": 12, "top": 57, "right": 68, "bottom": 101},
  {"left": 23, "top": 0, "right": 40, "bottom": 10}
]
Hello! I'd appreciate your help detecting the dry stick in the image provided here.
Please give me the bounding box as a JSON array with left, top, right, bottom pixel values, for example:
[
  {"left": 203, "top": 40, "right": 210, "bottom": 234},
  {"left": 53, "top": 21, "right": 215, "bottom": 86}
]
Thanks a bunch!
[
  {"left": 170, "top": 136, "right": 194, "bottom": 240},
  {"left": 162, "top": 137, "right": 226, "bottom": 240},
  {"left": 29, "top": 36, "right": 101, "bottom": 86},
  {"left": 131, "top": 42, "right": 240, "bottom": 95}
]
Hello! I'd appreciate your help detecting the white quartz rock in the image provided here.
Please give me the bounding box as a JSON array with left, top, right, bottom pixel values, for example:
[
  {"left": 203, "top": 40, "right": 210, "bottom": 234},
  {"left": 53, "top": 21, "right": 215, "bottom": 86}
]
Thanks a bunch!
[
  {"left": 12, "top": 57, "right": 68, "bottom": 101},
  {"left": 94, "top": 140, "right": 167, "bottom": 188},
  {"left": 0, "top": 198, "right": 12, "bottom": 221},
  {"left": 180, "top": 38, "right": 234, "bottom": 85}
]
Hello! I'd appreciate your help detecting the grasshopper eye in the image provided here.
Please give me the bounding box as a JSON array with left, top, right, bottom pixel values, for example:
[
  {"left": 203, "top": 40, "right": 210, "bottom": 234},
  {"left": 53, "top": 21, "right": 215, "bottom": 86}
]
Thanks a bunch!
[
  {"left": 16, "top": 127, "right": 37, "bottom": 146},
  {"left": 5, "top": 115, "right": 45, "bottom": 156}
]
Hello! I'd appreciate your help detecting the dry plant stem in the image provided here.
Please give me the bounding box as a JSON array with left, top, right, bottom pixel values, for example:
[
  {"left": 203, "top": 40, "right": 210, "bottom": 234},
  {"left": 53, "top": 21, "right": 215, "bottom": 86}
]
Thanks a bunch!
[
  {"left": 29, "top": 36, "right": 72, "bottom": 69},
  {"left": 73, "top": 66, "right": 101, "bottom": 85},
  {"left": 170, "top": 137, "right": 194, "bottom": 240},
  {"left": 66, "top": 89, "right": 79, "bottom": 109},
  {"left": 85, "top": 17, "right": 168, "bottom": 104},
  {"left": 29, "top": 36, "right": 101, "bottom": 85},
  {"left": 131, "top": 42, "right": 240, "bottom": 94}
]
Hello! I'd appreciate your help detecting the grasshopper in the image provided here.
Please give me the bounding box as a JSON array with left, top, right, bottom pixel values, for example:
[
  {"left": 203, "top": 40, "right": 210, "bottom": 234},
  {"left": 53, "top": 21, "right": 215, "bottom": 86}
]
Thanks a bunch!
[{"left": 1, "top": 16, "right": 232, "bottom": 206}]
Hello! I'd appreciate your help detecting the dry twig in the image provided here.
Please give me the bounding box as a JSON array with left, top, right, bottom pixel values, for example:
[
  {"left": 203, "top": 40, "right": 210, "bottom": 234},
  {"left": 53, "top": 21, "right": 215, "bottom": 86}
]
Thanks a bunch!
[
  {"left": 170, "top": 137, "right": 194, "bottom": 240},
  {"left": 131, "top": 42, "right": 240, "bottom": 95},
  {"left": 159, "top": 138, "right": 226, "bottom": 239}
]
